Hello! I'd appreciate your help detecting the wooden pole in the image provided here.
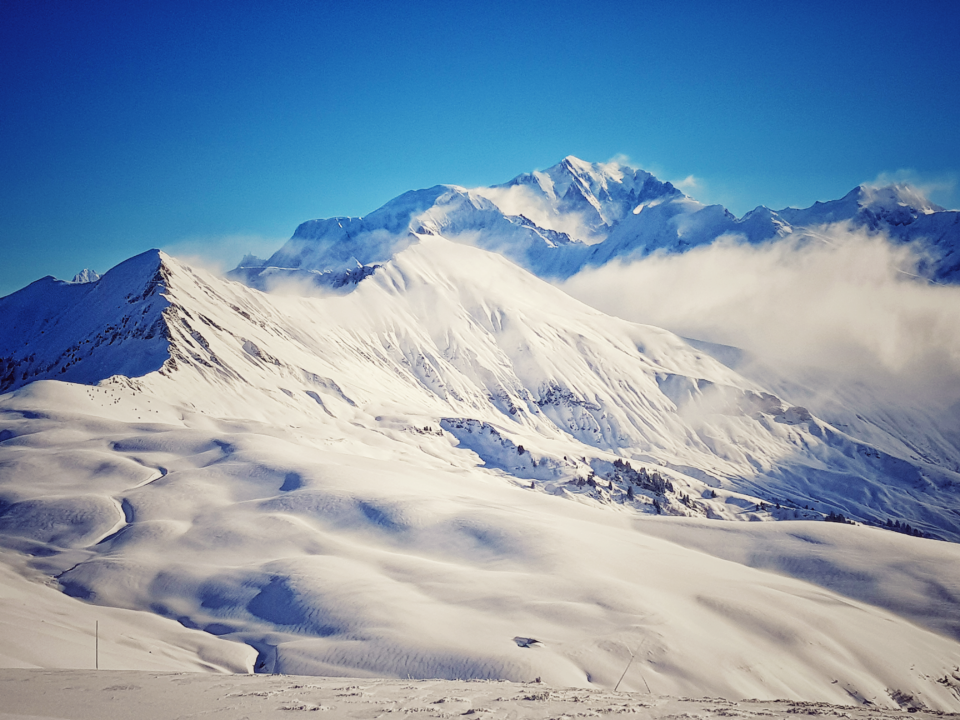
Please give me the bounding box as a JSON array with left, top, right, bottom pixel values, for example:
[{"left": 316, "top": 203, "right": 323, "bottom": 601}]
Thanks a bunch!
[{"left": 96, "top": 621, "right": 99, "bottom": 670}]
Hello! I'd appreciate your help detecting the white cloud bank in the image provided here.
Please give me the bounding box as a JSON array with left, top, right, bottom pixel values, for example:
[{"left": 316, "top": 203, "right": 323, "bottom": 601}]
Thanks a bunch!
[
  {"left": 865, "top": 169, "right": 958, "bottom": 210},
  {"left": 474, "top": 184, "right": 604, "bottom": 244},
  {"left": 559, "top": 225, "right": 960, "bottom": 406},
  {"left": 160, "top": 234, "right": 286, "bottom": 276}
]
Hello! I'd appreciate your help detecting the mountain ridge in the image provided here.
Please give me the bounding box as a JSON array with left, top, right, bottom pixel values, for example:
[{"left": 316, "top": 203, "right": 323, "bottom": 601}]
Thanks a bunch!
[
  {"left": 0, "top": 249, "right": 170, "bottom": 393},
  {"left": 230, "top": 157, "right": 960, "bottom": 290}
]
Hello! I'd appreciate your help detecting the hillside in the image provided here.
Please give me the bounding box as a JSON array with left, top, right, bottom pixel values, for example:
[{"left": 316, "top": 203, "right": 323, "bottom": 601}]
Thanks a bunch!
[{"left": 1, "top": 241, "right": 960, "bottom": 707}]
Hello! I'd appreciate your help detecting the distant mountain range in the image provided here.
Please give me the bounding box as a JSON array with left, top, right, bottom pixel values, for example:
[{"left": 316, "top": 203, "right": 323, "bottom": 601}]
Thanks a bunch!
[{"left": 230, "top": 156, "right": 960, "bottom": 291}]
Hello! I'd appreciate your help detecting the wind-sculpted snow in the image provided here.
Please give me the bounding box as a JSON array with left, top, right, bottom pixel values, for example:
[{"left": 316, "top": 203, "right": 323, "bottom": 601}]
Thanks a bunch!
[
  {"left": 0, "top": 554, "right": 255, "bottom": 671},
  {"left": 2, "top": 383, "right": 960, "bottom": 705},
  {"left": 4, "top": 671, "right": 960, "bottom": 718},
  {"left": 639, "top": 517, "right": 960, "bottom": 643},
  {"left": 2, "top": 242, "right": 960, "bottom": 705}
]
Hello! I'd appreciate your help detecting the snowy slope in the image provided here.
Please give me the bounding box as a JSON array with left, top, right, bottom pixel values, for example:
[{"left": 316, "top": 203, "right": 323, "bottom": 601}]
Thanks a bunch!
[
  {"left": 9, "top": 241, "right": 958, "bottom": 536},
  {"left": 2, "top": 378, "right": 960, "bottom": 707},
  {"left": 0, "top": 251, "right": 169, "bottom": 393},
  {"left": 3, "top": 244, "right": 960, "bottom": 707},
  {"left": 0, "top": 550, "right": 254, "bottom": 671}
]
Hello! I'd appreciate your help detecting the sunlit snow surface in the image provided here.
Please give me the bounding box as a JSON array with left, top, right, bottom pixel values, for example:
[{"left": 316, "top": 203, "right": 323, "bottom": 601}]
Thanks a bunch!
[
  {"left": 1, "top": 240, "right": 960, "bottom": 708},
  {"left": 3, "top": 670, "right": 959, "bottom": 718}
]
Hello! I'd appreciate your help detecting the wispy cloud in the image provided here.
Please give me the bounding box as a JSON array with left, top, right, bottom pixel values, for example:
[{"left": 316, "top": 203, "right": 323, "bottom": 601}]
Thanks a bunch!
[
  {"left": 606, "top": 153, "right": 634, "bottom": 168},
  {"left": 472, "top": 185, "right": 604, "bottom": 244},
  {"left": 559, "top": 225, "right": 960, "bottom": 407},
  {"left": 865, "top": 169, "right": 958, "bottom": 210},
  {"left": 673, "top": 175, "right": 699, "bottom": 192},
  {"left": 160, "top": 234, "right": 286, "bottom": 276}
]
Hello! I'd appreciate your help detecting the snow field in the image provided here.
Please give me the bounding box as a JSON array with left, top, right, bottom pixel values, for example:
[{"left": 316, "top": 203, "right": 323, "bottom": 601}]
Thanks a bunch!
[
  {"left": 2, "top": 377, "right": 960, "bottom": 708},
  {"left": 4, "top": 669, "right": 955, "bottom": 719},
  {"left": 0, "top": 553, "right": 254, "bottom": 672},
  {"left": 1, "top": 237, "right": 959, "bottom": 708}
]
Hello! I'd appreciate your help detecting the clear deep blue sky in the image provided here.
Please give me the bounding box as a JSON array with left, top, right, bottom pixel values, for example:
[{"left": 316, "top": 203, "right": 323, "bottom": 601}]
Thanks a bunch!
[{"left": 1, "top": 0, "right": 958, "bottom": 297}]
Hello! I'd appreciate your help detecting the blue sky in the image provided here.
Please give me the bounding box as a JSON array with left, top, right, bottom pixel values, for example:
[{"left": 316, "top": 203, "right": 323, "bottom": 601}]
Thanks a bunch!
[{"left": 1, "top": 0, "right": 958, "bottom": 297}]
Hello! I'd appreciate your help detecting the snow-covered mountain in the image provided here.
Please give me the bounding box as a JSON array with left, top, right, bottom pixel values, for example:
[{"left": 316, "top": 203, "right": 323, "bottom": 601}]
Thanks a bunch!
[
  {"left": 3, "top": 241, "right": 960, "bottom": 706},
  {"left": 0, "top": 254, "right": 169, "bottom": 393},
  {"left": 71, "top": 268, "right": 101, "bottom": 284},
  {"left": 232, "top": 156, "right": 960, "bottom": 288},
  {"left": 6, "top": 243, "right": 959, "bottom": 537}
]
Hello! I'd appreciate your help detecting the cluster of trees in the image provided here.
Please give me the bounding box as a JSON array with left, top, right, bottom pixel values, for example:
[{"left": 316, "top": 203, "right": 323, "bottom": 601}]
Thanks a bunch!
[
  {"left": 573, "top": 459, "right": 681, "bottom": 515},
  {"left": 824, "top": 511, "right": 852, "bottom": 524},
  {"left": 611, "top": 458, "right": 674, "bottom": 495},
  {"left": 411, "top": 425, "right": 441, "bottom": 436},
  {"left": 884, "top": 518, "right": 925, "bottom": 538},
  {"left": 575, "top": 473, "right": 615, "bottom": 490},
  {"left": 822, "top": 512, "right": 927, "bottom": 538}
]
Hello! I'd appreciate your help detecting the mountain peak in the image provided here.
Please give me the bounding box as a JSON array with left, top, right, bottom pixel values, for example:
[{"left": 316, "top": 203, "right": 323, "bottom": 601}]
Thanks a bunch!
[
  {"left": 0, "top": 249, "right": 171, "bottom": 392},
  {"left": 559, "top": 154, "right": 609, "bottom": 174},
  {"left": 857, "top": 183, "right": 944, "bottom": 215},
  {"left": 549, "top": 155, "right": 635, "bottom": 195},
  {"left": 71, "top": 268, "right": 102, "bottom": 284}
]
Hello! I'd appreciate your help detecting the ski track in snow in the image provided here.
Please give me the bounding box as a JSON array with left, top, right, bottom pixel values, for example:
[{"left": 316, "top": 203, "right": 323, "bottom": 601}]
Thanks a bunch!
[
  {"left": 88, "top": 497, "right": 127, "bottom": 546},
  {"left": 130, "top": 466, "right": 168, "bottom": 490}
]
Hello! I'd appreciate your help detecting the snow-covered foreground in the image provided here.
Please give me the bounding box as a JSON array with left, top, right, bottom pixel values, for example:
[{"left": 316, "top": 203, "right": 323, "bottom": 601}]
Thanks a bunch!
[
  {"left": 2, "top": 379, "right": 960, "bottom": 708},
  {"left": 0, "top": 553, "right": 254, "bottom": 672},
  {"left": 4, "top": 670, "right": 959, "bottom": 720},
  {"left": 2, "top": 240, "right": 960, "bottom": 710}
]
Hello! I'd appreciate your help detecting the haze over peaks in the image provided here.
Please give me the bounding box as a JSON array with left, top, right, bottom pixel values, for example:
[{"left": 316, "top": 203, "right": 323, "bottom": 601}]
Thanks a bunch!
[{"left": 230, "top": 156, "right": 960, "bottom": 293}]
